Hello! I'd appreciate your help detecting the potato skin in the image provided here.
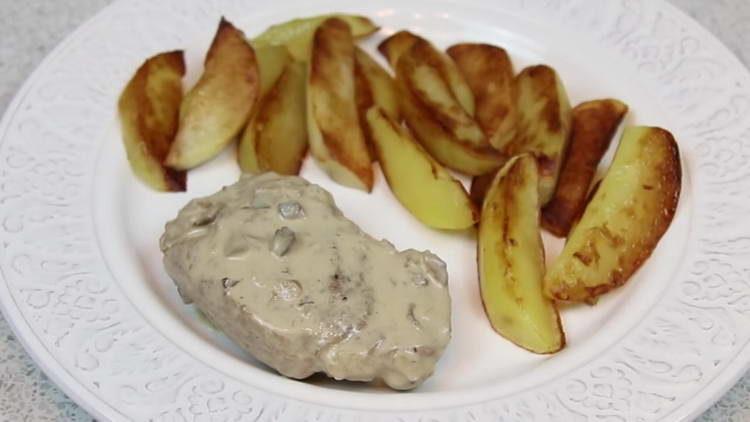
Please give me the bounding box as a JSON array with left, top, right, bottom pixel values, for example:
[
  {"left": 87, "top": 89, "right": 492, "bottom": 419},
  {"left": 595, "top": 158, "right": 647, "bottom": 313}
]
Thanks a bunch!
[
  {"left": 544, "top": 126, "right": 681, "bottom": 303},
  {"left": 542, "top": 99, "right": 628, "bottom": 237}
]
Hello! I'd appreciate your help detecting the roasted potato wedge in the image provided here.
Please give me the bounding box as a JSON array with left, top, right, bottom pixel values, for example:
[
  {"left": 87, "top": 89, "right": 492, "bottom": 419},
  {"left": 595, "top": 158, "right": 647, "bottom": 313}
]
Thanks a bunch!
[
  {"left": 478, "top": 154, "right": 565, "bottom": 354},
  {"left": 166, "top": 18, "right": 259, "bottom": 170},
  {"left": 501, "top": 65, "right": 572, "bottom": 205},
  {"left": 544, "top": 127, "right": 681, "bottom": 303},
  {"left": 379, "top": 31, "right": 475, "bottom": 116},
  {"left": 396, "top": 74, "right": 505, "bottom": 175},
  {"left": 447, "top": 43, "right": 517, "bottom": 149},
  {"left": 366, "top": 107, "right": 478, "bottom": 229},
  {"left": 398, "top": 40, "right": 484, "bottom": 145},
  {"left": 307, "top": 18, "right": 373, "bottom": 191},
  {"left": 542, "top": 99, "right": 628, "bottom": 237},
  {"left": 256, "top": 44, "right": 291, "bottom": 96},
  {"left": 118, "top": 51, "right": 186, "bottom": 191},
  {"left": 253, "top": 14, "right": 378, "bottom": 61},
  {"left": 238, "top": 61, "right": 307, "bottom": 175}
]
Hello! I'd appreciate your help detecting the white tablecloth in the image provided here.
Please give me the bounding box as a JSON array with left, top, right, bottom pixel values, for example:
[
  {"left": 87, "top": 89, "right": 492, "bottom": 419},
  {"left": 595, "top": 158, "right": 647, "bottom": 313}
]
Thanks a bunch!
[{"left": 0, "top": 0, "right": 748, "bottom": 420}]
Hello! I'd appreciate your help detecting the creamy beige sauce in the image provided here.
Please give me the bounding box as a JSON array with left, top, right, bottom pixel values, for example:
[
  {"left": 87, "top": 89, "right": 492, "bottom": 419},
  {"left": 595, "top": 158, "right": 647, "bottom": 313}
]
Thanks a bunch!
[{"left": 160, "top": 173, "right": 451, "bottom": 389}]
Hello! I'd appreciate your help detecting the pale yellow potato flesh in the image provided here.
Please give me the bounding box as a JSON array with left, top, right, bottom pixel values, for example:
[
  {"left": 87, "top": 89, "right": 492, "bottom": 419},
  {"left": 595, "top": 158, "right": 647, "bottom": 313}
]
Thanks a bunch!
[
  {"left": 118, "top": 51, "right": 186, "bottom": 191},
  {"left": 307, "top": 18, "right": 373, "bottom": 191},
  {"left": 255, "top": 44, "right": 291, "bottom": 96},
  {"left": 478, "top": 154, "right": 565, "bottom": 354},
  {"left": 544, "top": 126, "right": 681, "bottom": 303},
  {"left": 354, "top": 47, "right": 399, "bottom": 121},
  {"left": 379, "top": 31, "right": 475, "bottom": 116},
  {"left": 166, "top": 18, "right": 259, "bottom": 170},
  {"left": 447, "top": 43, "right": 517, "bottom": 149},
  {"left": 366, "top": 107, "right": 477, "bottom": 229},
  {"left": 238, "top": 61, "right": 308, "bottom": 175},
  {"left": 252, "top": 14, "right": 378, "bottom": 61},
  {"left": 398, "top": 40, "right": 484, "bottom": 146},
  {"left": 501, "top": 65, "right": 572, "bottom": 205},
  {"left": 395, "top": 63, "right": 505, "bottom": 176}
]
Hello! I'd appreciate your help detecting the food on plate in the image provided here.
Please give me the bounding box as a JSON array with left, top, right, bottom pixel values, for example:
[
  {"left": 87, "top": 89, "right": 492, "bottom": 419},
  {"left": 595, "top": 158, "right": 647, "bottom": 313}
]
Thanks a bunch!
[
  {"left": 353, "top": 47, "right": 399, "bottom": 160},
  {"left": 238, "top": 61, "right": 308, "bottom": 175},
  {"left": 500, "top": 65, "right": 572, "bottom": 205},
  {"left": 396, "top": 74, "right": 505, "bottom": 175},
  {"left": 379, "top": 31, "right": 475, "bottom": 116},
  {"left": 166, "top": 18, "right": 260, "bottom": 170},
  {"left": 255, "top": 44, "right": 291, "bottom": 96},
  {"left": 307, "top": 18, "right": 373, "bottom": 191},
  {"left": 252, "top": 14, "right": 378, "bottom": 61},
  {"left": 366, "top": 107, "right": 478, "bottom": 229},
  {"left": 398, "top": 40, "right": 484, "bottom": 145},
  {"left": 542, "top": 99, "right": 628, "bottom": 237},
  {"left": 447, "top": 43, "right": 517, "bottom": 149},
  {"left": 478, "top": 154, "right": 565, "bottom": 353},
  {"left": 160, "top": 173, "right": 451, "bottom": 389},
  {"left": 544, "top": 127, "right": 681, "bottom": 303},
  {"left": 355, "top": 47, "right": 400, "bottom": 121},
  {"left": 469, "top": 171, "right": 495, "bottom": 207},
  {"left": 118, "top": 50, "right": 186, "bottom": 191}
]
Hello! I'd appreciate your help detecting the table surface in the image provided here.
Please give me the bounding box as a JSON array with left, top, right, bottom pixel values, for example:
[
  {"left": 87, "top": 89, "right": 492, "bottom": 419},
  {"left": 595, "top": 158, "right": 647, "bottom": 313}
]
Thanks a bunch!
[{"left": 1, "top": 0, "right": 749, "bottom": 420}]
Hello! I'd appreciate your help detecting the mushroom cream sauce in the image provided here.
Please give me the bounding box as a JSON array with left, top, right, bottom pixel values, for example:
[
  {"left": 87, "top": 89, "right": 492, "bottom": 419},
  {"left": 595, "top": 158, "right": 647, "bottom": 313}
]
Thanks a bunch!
[{"left": 160, "top": 173, "right": 451, "bottom": 389}]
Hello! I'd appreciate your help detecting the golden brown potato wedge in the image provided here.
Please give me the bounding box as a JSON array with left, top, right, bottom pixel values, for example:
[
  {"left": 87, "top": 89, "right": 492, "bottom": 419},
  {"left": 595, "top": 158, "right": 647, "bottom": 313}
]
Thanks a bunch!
[
  {"left": 544, "top": 127, "right": 681, "bottom": 303},
  {"left": 478, "top": 154, "right": 565, "bottom": 354},
  {"left": 542, "top": 99, "right": 628, "bottom": 237},
  {"left": 398, "top": 40, "right": 484, "bottom": 145},
  {"left": 252, "top": 14, "right": 378, "bottom": 61},
  {"left": 255, "top": 44, "right": 291, "bottom": 96},
  {"left": 447, "top": 43, "right": 517, "bottom": 149},
  {"left": 500, "top": 65, "right": 572, "bottom": 205},
  {"left": 396, "top": 74, "right": 505, "bottom": 175},
  {"left": 379, "top": 31, "right": 475, "bottom": 116},
  {"left": 166, "top": 18, "right": 259, "bottom": 170},
  {"left": 307, "top": 18, "right": 373, "bottom": 191},
  {"left": 238, "top": 61, "right": 307, "bottom": 175},
  {"left": 118, "top": 51, "right": 186, "bottom": 191},
  {"left": 366, "top": 107, "right": 478, "bottom": 229}
]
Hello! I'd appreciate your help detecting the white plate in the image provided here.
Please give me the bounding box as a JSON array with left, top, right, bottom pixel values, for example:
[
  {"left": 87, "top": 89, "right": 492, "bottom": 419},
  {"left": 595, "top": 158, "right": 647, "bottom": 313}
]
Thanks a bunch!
[{"left": 1, "top": 0, "right": 749, "bottom": 420}]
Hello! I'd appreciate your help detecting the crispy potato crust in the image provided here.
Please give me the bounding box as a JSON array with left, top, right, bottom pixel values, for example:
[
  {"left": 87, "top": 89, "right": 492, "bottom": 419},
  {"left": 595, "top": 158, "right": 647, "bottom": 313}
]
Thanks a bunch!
[
  {"left": 308, "top": 18, "right": 373, "bottom": 190},
  {"left": 541, "top": 99, "right": 628, "bottom": 236},
  {"left": 544, "top": 126, "right": 681, "bottom": 303}
]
